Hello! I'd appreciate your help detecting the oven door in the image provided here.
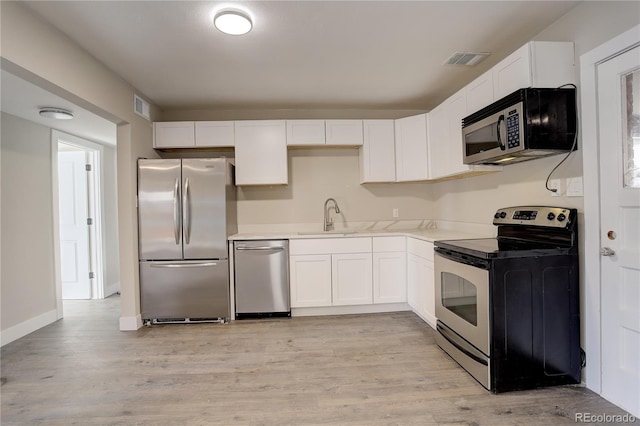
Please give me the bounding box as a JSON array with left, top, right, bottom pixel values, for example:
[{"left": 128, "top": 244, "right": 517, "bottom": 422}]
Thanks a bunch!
[{"left": 435, "top": 251, "right": 490, "bottom": 356}]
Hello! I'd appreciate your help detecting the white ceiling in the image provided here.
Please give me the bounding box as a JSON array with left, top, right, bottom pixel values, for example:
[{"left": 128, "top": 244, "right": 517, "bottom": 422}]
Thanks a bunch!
[
  {"left": 1, "top": 70, "right": 117, "bottom": 146},
  {"left": 21, "top": 0, "right": 580, "bottom": 112}
]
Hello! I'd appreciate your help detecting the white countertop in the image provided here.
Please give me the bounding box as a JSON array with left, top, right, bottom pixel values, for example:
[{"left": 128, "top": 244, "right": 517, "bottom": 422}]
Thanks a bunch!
[{"left": 229, "top": 228, "right": 487, "bottom": 243}]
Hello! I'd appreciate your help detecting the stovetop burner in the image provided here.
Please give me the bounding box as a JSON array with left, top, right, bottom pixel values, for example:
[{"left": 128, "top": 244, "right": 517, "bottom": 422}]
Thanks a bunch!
[{"left": 435, "top": 206, "right": 578, "bottom": 260}]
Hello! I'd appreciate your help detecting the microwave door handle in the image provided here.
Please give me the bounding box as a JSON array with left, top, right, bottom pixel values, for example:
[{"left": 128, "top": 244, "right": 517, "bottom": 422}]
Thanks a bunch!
[{"left": 496, "top": 114, "right": 506, "bottom": 151}]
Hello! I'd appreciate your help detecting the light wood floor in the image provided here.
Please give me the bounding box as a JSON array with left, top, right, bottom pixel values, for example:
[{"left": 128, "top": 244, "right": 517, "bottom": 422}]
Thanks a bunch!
[{"left": 1, "top": 296, "right": 632, "bottom": 425}]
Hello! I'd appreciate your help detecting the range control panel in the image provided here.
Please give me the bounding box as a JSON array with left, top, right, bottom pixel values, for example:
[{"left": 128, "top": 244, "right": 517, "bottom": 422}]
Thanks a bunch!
[{"left": 493, "top": 206, "right": 576, "bottom": 228}]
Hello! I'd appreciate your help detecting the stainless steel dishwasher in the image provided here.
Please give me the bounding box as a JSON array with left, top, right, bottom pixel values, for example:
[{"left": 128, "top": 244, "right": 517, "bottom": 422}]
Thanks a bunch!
[{"left": 233, "top": 240, "right": 290, "bottom": 319}]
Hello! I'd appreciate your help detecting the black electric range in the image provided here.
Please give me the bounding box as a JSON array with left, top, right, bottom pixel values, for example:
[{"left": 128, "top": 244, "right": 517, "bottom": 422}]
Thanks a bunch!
[{"left": 433, "top": 206, "right": 581, "bottom": 393}]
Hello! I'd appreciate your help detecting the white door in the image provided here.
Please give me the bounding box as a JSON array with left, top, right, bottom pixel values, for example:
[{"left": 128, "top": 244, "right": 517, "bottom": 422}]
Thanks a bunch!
[
  {"left": 598, "top": 45, "right": 640, "bottom": 417},
  {"left": 58, "top": 150, "right": 92, "bottom": 299}
]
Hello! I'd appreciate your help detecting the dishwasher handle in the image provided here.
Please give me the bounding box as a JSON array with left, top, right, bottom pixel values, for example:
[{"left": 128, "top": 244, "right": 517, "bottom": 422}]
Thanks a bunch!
[{"left": 235, "top": 246, "right": 285, "bottom": 252}]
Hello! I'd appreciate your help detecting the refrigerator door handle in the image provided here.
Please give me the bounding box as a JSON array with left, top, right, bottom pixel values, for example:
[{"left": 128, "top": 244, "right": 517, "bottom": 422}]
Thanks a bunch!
[
  {"left": 173, "top": 178, "right": 181, "bottom": 245},
  {"left": 149, "top": 262, "right": 219, "bottom": 269},
  {"left": 183, "top": 177, "right": 191, "bottom": 245}
]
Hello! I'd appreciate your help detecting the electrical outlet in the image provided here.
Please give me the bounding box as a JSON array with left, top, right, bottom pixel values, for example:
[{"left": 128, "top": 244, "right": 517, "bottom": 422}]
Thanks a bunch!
[
  {"left": 549, "top": 179, "right": 562, "bottom": 197},
  {"left": 392, "top": 208, "right": 399, "bottom": 218}
]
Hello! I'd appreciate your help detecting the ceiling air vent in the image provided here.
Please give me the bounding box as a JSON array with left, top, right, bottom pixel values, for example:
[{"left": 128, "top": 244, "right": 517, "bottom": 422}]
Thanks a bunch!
[
  {"left": 134, "top": 94, "right": 150, "bottom": 120},
  {"left": 445, "top": 51, "right": 490, "bottom": 66}
]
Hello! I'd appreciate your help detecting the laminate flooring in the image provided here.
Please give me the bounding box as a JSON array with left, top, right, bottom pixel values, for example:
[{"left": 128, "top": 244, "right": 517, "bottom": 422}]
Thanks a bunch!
[{"left": 1, "top": 296, "right": 634, "bottom": 425}]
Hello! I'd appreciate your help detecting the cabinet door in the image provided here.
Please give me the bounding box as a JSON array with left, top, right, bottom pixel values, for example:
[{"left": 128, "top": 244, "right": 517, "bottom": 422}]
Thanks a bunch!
[
  {"left": 153, "top": 122, "right": 195, "bottom": 148},
  {"left": 286, "top": 120, "right": 326, "bottom": 146},
  {"left": 407, "top": 253, "right": 420, "bottom": 311},
  {"left": 332, "top": 253, "right": 373, "bottom": 306},
  {"left": 360, "top": 120, "right": 396, "bottom": 183},
  {"left": 325, "top": 120, "right": 363, "bottom": 146},
  {"left": 446, "top": 89, "right": 472, "bottom": 176},
  {"left": 373, "top": 252, "right": 407, "bottom": 304},
  {"left": 195, "top": 121, "right": 234, "bottom": 147},
  {"left": 234, "top": 120, "right": 288, "bottom": 185},
  {"left": 424, "top": 259, "right": 435, "bottom": 327},
  {"left": 492, "top": 43, "right": 532, "bottom": 100},
  {"left": 426, "top": 103, "right": 449, "bottom": 179},
  {"left": 466, "top": 70, "right": 494, "bottom": 114},
  {"left": 290, "top": 255, "right": 332, "bottom": 307},
  {"left": 394, "top": 113, "right": 429, "bottom": 181}
]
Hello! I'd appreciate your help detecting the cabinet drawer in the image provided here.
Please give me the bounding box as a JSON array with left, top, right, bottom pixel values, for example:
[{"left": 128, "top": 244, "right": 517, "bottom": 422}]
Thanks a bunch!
[
  {"left": 290, "top": 237, "right": 372, "bottom": 255},
  {"left": 372, "top": 236, "right": 406, "bottom": 252},
  {"left": 407, "top": 237, "right": 434, "bottom": 261}
]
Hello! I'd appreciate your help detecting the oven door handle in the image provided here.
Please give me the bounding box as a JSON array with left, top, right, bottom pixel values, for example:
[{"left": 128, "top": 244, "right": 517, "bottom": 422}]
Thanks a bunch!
[
  {"left": 437, "top": 322, "right": 488, "bottom": 366},
  {"left": 434, "top": 248, "right": 490, "bottom": 269}
]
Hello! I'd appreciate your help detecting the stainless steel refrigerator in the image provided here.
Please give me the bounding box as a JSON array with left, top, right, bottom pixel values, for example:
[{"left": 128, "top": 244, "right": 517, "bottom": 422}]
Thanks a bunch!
[{"left": 137, "top": 158, "right": 236, "bottom": 322}]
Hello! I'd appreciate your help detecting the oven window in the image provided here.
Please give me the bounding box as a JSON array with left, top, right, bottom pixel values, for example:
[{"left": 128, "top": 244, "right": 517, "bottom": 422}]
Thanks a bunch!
[{"left": 441, "top": 272, "right": 478, "bottom": 326}]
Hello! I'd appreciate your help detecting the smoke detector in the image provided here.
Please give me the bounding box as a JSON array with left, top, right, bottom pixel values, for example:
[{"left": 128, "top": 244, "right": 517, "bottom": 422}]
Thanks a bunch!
[{"left": 445, "top": 51, "right": 490, "bottom": 66}]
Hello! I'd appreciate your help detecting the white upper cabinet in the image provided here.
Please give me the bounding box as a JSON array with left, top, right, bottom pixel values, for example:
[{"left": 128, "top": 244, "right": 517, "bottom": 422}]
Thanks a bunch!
[
  {"left": 286, "top": 120, "right": 326, "bottom": 146},
  {"left": 153, "top": 122, "right": 195, "bottom": 149},
  {"left": 360, "top": 120, "right": 396, "bottom": 183},
  {"left": 234, "top": 120, "right": 288, "bottom": 185},
  {"left": 325, "top": 120, "right": 364, "bottom": 146},
  {"left": 492, "top": 41, "right": 575, "bottom": 101},
  {"left": 466, "top": 70, "right": 494, "bottom": 114},
  {"left": 194, "top": 121, "right": 234, "bottom": 147},
  {"left": 154, "top": 121, "right": 234, "bottom": 148},
  {"left": 394, "top": 113, "right": 429, "bottom": 182},
  {"left": 428, "top": 89, "right": 491, "bottom": 180}
]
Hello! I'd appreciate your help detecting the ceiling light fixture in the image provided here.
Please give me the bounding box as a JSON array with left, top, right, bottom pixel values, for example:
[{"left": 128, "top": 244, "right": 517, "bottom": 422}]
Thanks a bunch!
[
  {"left": 213, "top": 9, "right": 252, "bottom": 35},
  {"left": 38, "top": 107, "right": 74, "bottom": 120}
]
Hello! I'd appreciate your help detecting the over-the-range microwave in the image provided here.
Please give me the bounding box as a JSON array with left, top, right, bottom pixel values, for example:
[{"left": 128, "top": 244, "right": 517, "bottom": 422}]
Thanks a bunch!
[{"left": 462, "top": 88, "right": 577, "bottom": 166}]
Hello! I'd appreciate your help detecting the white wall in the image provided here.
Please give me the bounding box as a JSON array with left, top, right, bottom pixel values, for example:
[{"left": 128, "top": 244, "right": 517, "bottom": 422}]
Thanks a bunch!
[{"left": 1, "top": 113, "right": 57, "bottom": 342}]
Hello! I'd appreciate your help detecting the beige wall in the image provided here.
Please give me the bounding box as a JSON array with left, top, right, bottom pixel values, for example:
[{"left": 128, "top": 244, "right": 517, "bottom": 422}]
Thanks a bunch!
[
  {"left": 102, "top": 144, "right": 120, "bottom": 295},
  {"left": 0, "top": 1, "right": 159, "bottom": 331},
  {"left": 238, "top": 148, "right": 434, "bottom": 226},
  {"left": 1, "top": 113, "right": 57, "bottom": 330}
]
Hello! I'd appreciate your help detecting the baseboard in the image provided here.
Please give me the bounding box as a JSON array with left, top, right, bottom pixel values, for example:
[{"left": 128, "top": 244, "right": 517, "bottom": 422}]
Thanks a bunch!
[
  {"left": 292, "top": 303, "right": 410, "bottom": 317},
  {"left": 119, "top": 314, "right": 143, "bottom": 331},
  {"left": 0, "top": 309, "right": 58, "bottom": 347},
  {"left": 412, "top": 309, "right": 437, "bottom": 330},
  {"left": 104, "top": 282, "right": 120, "bottom": 298}
]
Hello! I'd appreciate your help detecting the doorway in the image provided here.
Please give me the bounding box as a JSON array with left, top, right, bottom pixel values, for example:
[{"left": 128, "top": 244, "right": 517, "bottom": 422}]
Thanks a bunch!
[
  {"left": 52, "top": 130, "right": 115, "bottom": 309},
  {"left": 581, "top": 25, "right": 640, "bottom": 417}
]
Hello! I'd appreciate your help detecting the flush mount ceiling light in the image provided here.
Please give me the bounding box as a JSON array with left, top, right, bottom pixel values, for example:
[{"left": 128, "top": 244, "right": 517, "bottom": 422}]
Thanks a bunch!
[
  {"left": 38, "top": 107, "right": 74, "bottom": 120},
  {"left": 213, "top": 9, "right": 252, "bottom": 35}
]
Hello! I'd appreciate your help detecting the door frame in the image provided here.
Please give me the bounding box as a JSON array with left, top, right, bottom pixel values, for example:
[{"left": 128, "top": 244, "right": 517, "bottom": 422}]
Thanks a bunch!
[
  {"left": 51, "top": 130, "right": 106, "bottom": 317},
  {"left": 580, "top": 24, "right": 640, "bottom": 395}
]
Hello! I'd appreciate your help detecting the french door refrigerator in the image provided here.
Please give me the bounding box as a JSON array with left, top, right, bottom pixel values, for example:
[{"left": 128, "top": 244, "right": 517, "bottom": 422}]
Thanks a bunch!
[{"left": 138, "top": 158, "right": 236, "bottom": 322}]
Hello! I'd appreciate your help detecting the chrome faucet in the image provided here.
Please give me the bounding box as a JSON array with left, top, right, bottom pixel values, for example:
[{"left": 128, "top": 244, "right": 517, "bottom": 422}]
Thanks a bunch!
[{"left": 323, "top": 198, "right": 341, "bottom": 231}]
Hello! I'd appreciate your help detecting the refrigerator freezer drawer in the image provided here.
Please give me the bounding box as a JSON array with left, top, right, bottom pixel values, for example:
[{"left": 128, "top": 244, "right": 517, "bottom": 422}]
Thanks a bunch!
[{"left": 140, "top": 260, "right": 230, "bottom": 320}]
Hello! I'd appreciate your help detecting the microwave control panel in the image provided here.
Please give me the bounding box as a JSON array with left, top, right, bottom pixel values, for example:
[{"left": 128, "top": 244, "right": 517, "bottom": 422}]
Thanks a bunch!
[{"left": 506, "top": 109, "right": 520, "bottom": 149}]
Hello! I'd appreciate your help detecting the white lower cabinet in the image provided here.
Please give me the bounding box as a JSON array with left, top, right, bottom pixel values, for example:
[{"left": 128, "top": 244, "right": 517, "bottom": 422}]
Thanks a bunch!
[
  {"left": 407, "top": 238, "right": 436, "bottom": 328},
  {"left": 289, "top": 238, "right": 372, "bottom": 308},
  {"left": 373, "top": 252, "right": 407, "bottom": 304},
  {"left": 290, "top": 254, "right": 332, "bottom": 308},
  {"left": 372, "top": 236, "right": 407, "bottom": 304},
  {"left": 289, "top": 236, "right": 415, "bottom": 311},
  {"left": 332, "top": 253, "right": 373, "bottom": 306}
]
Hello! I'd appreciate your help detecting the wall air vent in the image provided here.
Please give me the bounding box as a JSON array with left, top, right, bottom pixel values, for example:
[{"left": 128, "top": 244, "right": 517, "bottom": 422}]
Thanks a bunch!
[
  {"left": 134, "top": 94, "right": 150, "bottom": 120},
  {"left": 445, "top": 51, "right": 490, "bottom": 66}
]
